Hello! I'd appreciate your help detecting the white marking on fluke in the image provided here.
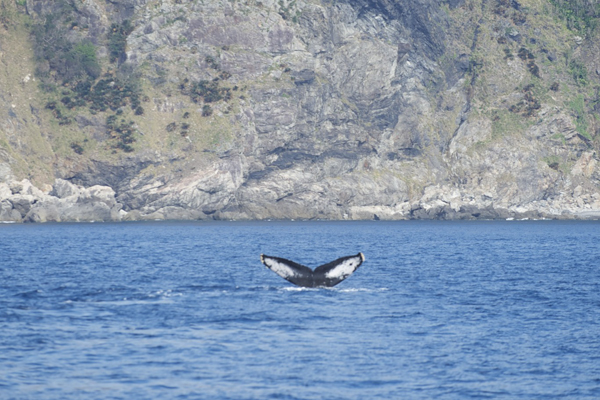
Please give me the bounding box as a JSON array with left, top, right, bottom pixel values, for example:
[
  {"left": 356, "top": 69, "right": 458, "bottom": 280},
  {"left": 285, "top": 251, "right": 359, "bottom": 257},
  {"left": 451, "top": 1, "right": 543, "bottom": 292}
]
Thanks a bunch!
[
  {"left": 324, "top": 257, "right": 361, "bottom": 279},
  {"left": 260, "top": 253, "right": 364, "bottom": 288},
  {"left": 260, "top": 254, "right": 299, "bottom": 279}
]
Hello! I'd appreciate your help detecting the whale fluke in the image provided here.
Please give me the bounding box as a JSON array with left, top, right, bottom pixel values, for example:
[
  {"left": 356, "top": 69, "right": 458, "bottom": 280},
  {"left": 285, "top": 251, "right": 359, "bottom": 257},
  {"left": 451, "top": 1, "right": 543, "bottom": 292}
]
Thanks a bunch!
[{"left": 260, "top": 253, "right": 365, "bottom": 288}]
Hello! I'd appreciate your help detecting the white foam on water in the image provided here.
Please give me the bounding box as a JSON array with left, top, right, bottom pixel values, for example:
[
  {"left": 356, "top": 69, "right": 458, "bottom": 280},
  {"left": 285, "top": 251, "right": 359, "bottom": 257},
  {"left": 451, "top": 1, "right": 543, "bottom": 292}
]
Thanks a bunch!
[
  {"left": 147, "top": 289, "right": 182, "bottom": 298},
  {"left": 275, "top": 286, "right": 388, "bottom": 293},
  {"left": 279, "top": 286, "right": 317, "bottom": 292},
  {"left": 337, "top": 287, "right": 389, "bottom": 293}
]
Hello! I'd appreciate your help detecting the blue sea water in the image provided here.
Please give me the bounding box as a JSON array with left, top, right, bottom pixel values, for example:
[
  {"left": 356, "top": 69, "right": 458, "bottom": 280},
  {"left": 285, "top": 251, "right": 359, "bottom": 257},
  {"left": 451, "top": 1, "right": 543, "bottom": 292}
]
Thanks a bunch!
[{"left": 0, "top": 220, "right": 599, "bottom": 399}]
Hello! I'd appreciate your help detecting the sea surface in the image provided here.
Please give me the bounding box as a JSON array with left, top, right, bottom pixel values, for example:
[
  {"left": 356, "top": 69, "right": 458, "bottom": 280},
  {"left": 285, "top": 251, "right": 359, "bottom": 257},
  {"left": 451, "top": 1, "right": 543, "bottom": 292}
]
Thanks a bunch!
[{"left": 1, "top": 220, "right": 599, "bottom": 399}]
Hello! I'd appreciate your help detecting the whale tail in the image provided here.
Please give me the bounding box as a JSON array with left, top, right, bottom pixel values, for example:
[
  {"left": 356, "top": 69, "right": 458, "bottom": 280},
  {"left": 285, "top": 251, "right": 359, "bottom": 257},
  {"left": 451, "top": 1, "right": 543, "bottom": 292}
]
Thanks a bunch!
[{"left": 260, "top": 253, "right": 364, "bottom": 288}]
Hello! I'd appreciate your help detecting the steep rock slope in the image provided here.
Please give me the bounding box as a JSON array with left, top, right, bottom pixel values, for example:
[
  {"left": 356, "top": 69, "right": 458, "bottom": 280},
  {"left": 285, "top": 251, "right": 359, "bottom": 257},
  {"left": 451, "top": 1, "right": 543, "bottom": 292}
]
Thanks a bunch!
[{"left": 1, "top": 0, "right": 599, "bottom": 221}]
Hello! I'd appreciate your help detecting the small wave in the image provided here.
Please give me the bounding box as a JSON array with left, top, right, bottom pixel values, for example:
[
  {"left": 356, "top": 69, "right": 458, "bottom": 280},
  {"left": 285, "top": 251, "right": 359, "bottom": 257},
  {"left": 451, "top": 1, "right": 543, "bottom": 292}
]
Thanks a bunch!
[
  {"left": 279, "top": 286, "right": 319, "bottom": 292},
  {"left": 146, "top": 289, "right": 182, "bottom": 298},
  {"left": 338, "top": 287, "right": 389, "bottom": 293},
  {"left": 179, "top": 284, "right": 235, "bottom": 292},
  {"left": 276, "top": 286, "right": 388, "bottom": 293},
  {"left": 89, "top": 298, "right": 176, "bottom": 306},
  {"left": 61, "top": 288, "right": 183, "bottom": 305},
  {"left": 14, "top": 289, "right": 44, "bottom": 299}
]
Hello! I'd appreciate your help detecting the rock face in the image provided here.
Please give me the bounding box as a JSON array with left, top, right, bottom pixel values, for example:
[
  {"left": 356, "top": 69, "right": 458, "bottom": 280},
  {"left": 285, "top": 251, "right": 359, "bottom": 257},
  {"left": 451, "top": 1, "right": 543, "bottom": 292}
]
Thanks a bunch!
[
  {"left": 1, "top": 0, "right": 600, "bottom": 222},
  {"left": 1, "top": 179, "right": 122, "bottom": 222}
]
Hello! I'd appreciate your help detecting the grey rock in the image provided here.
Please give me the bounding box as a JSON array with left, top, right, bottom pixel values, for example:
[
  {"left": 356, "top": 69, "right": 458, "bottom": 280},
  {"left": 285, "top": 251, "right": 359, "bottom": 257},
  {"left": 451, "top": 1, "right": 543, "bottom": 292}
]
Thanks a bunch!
[
  {"left": 9, "top": 194, "right": 36, "bottom": 217},
  {"left": 0, "top": 200, "right": 22, "bottom": 222},
  {"left": 291, "top": 69, "right": 315, "bottom": 85},
  {"left": 141, "top": 206, "right": 204, "bottom": 221},
  {"left": 0, "top": 174, "right": 123, "bottom": 223},
  {"left": 2, "top": 0, "right": 600, "bottom": 223},
  {"left": 0, "top": 182, "right": 11, "bottom": 199},
  {"left": 50, "top": 179, "right": 81, "bottom": 199},
  {"left": 0, "top": 162, "right": 12, "bottom": 183},
  {"left": 9, "top": 181, "right": 23, "bottom": 195},
  {"left": 25, "top": 201, "right": 61, "bottom": 223}
]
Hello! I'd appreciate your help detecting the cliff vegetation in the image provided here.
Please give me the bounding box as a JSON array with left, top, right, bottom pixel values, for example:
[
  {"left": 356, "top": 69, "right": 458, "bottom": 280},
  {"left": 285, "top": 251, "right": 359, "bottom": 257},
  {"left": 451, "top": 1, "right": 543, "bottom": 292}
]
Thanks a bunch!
[{"left": 1, "top": 0, "right": 600, "bottom": 222}]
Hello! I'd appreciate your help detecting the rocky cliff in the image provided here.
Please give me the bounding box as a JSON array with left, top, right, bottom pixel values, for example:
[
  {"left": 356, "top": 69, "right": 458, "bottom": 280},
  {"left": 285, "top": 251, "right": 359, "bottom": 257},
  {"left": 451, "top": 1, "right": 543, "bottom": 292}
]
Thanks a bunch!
[{"left": 1, "top": 0, "right": 600, "bottom": 222}]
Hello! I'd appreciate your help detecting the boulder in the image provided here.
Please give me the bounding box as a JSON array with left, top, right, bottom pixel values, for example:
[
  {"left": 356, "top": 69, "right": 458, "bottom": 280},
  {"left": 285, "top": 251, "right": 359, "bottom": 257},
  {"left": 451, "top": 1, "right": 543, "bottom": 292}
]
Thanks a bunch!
[
  {"left": 85, "top": 185, "right": 118, "bottom": 206},
  {"left": 25, "top": 202, "right": 61, "bottom": 223},
  {"left": 50, "top": 179, "right": 81, "bottom": 199},
  {"left": 0, "top": 182, "right": 11, "bottom": 200},
  {"left": 63, "top": 202, "right": 114, "bottom": 222},
  {"left": 9, "top": 194, "right": 37, "bottom": 217},
  {"left": 1, "top": 200, "right": 22, "bottom": 222}
]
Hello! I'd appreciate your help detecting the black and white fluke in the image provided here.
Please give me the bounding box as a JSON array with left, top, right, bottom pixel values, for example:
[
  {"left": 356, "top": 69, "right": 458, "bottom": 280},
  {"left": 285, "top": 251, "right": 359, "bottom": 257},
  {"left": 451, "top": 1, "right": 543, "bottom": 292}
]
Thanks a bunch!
[{"left": 260, "top": 253, "right": 365, "bottom": 288}]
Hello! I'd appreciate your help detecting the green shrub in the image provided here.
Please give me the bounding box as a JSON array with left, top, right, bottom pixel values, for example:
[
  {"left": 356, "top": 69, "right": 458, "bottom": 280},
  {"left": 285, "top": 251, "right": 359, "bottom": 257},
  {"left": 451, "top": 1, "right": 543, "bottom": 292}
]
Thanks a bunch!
[
  {"left": 205, "top": 55, "right": 220, "bottom": 70},
  {"left": 32, "top": 8, "right": 144, "bottom": 127},
  {"left": 70, "top": 142, "right": 84, "bottom": 155},
  {"left": 550, "top": 0, "right": 600, "bottom": 33},
  {"left": 190, "top": 80, "right": 223, "bottom": 103},
  {"left": 32, "top": 14, "right": 100, "bottom": 85},
  {"left": 108, "top": 20, "right": 134, "bottom": 63},
  {"left": 509, "top": 84, "right": 541, "bottom": 117},
  {"left": 527, "top": 60, "right": 540, "bottom": 78},
  {"left": 66, "top": 41, "right": 101, "bottom": 80},
  {"left": 517, "top": 47, "right": 534, "bottom": 61},
  {"left": 569, "top": 95, "right": 592, "bottom": 140},
  {"left": 107, "top": 115, "right": 136, "bottom": 152},
  {"left": 569, "top": 60, "right": 588, "bottom": 85},
  {"left": 544, "top": 155, "right": 561, "bottom": 170},
  {"left": 61, "top": 96, "right": 76, "bottom": 109},
  {"left": 84, "top": 75, "right": 142, "bottom": 113},
  {"left": 166, "top": 122, "right": 177, "bottom": 132}
]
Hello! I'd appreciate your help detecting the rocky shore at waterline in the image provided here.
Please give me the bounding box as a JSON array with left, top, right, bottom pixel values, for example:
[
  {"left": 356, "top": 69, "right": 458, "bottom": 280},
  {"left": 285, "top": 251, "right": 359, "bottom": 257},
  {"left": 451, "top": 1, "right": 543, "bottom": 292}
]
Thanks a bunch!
[
  {"left": 1, "top": 179, "right": 122, "bottom": 223},
  {"left": 2, "top": 177, "right": 599, "bottom": 223},
  {"left": 2, "top": 1, "right": 600, "bottom": 225}
]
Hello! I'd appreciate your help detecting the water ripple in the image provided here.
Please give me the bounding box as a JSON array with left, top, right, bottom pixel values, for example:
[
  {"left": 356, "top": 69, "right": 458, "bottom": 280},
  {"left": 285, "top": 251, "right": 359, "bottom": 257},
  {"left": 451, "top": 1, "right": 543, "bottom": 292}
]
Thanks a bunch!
[{"left": 1, "top": 221, "right": 599, "bottom": 399}]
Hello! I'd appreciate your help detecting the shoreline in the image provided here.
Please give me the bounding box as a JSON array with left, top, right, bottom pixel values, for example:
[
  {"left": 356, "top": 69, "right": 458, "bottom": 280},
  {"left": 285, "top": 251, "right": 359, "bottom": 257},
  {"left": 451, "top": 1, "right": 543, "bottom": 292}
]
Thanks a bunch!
[{"left": 3, "top": 178, "right": 600, "bottom": 224}]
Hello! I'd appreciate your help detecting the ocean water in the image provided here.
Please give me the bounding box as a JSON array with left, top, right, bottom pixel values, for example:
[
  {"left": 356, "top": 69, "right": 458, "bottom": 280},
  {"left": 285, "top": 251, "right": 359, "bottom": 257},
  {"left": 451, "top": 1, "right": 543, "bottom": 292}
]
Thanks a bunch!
[{"left": 0, "top": 220, "right": 599, "bottom": 399}]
